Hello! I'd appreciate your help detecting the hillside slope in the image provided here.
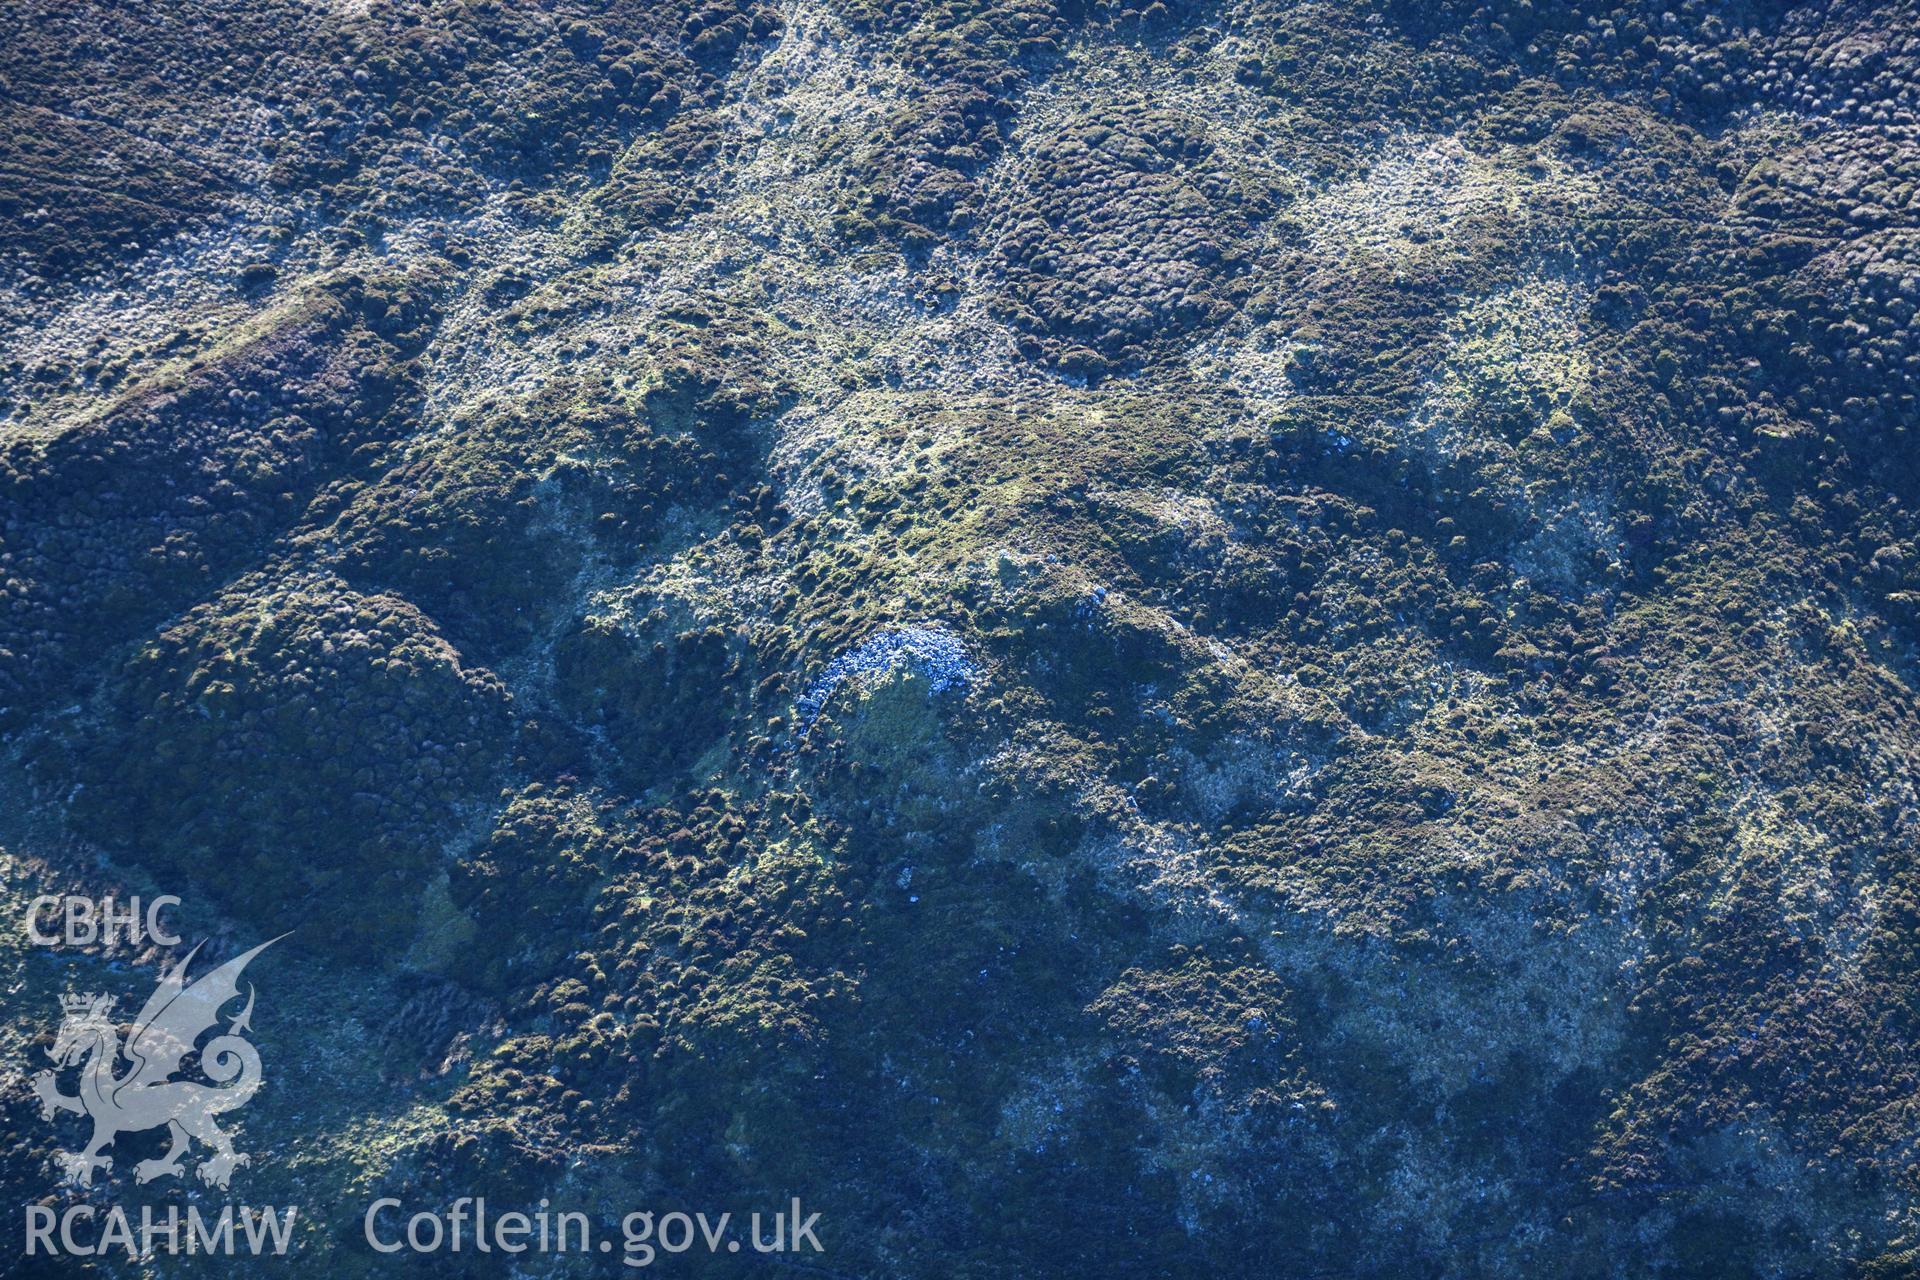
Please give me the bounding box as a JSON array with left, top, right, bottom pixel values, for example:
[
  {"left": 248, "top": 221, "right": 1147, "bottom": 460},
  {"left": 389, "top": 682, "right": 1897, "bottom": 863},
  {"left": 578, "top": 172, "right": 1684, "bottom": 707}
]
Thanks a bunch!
[{"left": 4, "top": 1, "right": 1920, "bottom": 1275}]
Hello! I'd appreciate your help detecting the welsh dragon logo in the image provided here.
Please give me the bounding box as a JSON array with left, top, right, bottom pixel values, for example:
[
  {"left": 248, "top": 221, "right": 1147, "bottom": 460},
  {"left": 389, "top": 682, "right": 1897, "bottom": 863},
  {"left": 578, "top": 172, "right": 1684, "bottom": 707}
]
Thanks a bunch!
[{"left": 33, "top": 937, "right": 282, "bottom": 1189}]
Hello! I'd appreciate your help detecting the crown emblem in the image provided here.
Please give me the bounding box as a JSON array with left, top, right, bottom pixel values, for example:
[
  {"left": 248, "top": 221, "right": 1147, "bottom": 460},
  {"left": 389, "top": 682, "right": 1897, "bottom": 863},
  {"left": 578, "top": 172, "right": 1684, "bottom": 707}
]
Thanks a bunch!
[{"left": 60, "top": 993, "right": 107, "bottom": 1015}]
